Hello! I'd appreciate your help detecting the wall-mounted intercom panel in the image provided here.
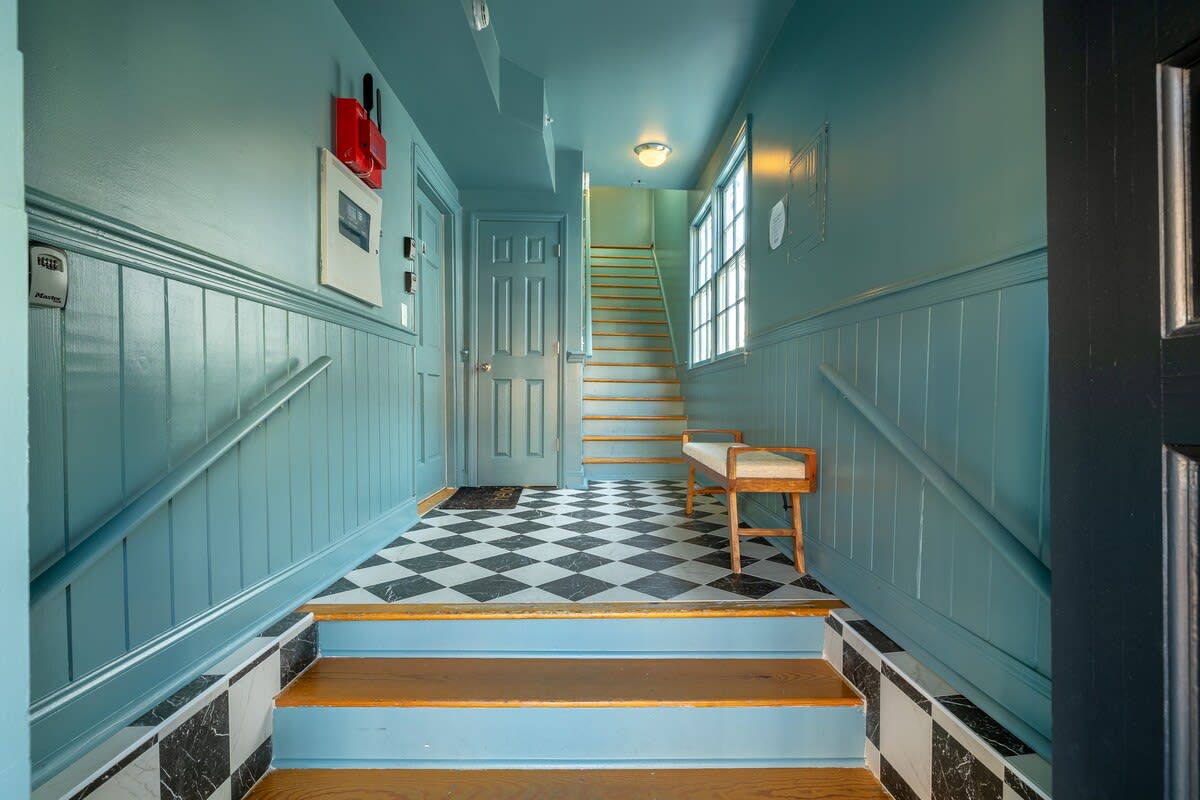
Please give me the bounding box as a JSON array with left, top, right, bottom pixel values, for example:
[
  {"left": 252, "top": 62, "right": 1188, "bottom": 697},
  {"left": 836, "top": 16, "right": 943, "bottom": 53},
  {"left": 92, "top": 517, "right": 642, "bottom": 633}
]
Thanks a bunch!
[{"left": 29, "top": 243, "right": 68, "bottom": 308}]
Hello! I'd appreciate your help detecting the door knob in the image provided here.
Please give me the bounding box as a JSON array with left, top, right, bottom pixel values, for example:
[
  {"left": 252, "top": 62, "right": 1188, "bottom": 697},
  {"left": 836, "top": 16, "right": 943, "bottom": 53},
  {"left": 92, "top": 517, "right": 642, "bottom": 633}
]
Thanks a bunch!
[{"left": 477, "top": 362, "right": 492, "bottom": 372}]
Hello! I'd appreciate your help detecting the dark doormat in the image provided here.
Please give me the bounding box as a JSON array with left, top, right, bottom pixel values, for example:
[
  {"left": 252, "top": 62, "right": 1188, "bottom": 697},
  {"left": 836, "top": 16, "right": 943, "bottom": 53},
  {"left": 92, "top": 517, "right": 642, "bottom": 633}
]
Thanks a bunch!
[{"left": 439, "top": 486, "right": 523, "bottom": 510}]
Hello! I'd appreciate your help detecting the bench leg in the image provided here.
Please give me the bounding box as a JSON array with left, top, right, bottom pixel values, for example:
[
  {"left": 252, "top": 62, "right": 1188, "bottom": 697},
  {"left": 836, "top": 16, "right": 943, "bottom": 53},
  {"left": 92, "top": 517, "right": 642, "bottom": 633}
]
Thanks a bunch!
[
  {"left": 728, "top": 490, "right": 742, "bottom": 574},
  {"left": 790, "top": 492, "right": 806, "bottom": 574},
  {"left": 686, "top": 466, "right": 695, "bottom": 515}
]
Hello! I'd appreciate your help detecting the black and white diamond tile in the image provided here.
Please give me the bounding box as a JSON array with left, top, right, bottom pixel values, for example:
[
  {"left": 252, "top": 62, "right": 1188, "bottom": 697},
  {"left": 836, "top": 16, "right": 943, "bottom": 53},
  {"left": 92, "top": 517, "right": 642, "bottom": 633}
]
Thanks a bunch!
[{"left": 312, "top": 481, "right": 835, "bottom": 604}]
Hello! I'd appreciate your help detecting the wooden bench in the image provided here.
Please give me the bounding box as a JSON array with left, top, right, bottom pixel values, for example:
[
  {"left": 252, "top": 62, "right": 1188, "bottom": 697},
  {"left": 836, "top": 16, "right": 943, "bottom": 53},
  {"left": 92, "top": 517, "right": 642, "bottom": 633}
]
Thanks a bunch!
[{"left": 681, "top": 429, "right": 817, "bottom": 575}]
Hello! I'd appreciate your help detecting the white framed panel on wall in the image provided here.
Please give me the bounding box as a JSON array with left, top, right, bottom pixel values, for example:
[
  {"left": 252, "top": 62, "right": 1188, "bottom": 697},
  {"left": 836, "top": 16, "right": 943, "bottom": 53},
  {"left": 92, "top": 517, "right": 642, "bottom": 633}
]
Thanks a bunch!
[{"left": 319, "top": 148, "right": 383, "bottom": 307}]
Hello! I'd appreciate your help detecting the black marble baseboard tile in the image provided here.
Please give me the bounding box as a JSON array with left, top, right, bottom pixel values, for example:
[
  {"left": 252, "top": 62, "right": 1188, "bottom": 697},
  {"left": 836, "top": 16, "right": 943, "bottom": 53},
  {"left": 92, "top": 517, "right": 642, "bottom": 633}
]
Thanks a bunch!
[
  {"left": 232, "top": 736, "right": 272, "bottom": 800},
  {"left": 881, "top": 755, "right": 922, "bottom": 800},
  {"left": 882, "top": 661, "right": 932, "bottom": 713},
  {"left": 825, "top": 614, "right": 844, "bottom": 634},
  {"left": 133, "top": 674, "right": 222, "bottom": 728},
  {"left": 279, "top": 623, "right": 318, "bottom": 685},
  {"left": 262, "top": 611, "right": 308, "bottom": 638},
  {"left": 228, "top": 643, "right": 280, "bottom": 685},
  {"left": 847, "top": 618, "right": 903, "bottom": 653},
  {"left": 159, "top": 692, "right": 230, "bottom": 800},
  {"left": 932, "top": 721, "right": 1002, "bottom": 800},
  {"left": 1004, "top": 767, "right": 1045, "bottom": 800},
  {"left": 940, "top": 694, "right": 1034, "bottom": 758},
  {"left": 842, "top": 641, "right": 880, "bottom": 747}
]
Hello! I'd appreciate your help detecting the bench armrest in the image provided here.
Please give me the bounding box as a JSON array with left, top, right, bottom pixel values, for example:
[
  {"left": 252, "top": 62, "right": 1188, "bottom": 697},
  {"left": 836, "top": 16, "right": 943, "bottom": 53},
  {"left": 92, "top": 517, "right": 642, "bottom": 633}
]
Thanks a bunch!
[
  {"left": 682, "top": 428, "right": 744, "bottom": 444},
  {"left": 727, "top": 446, "right": 818, "bottom": 485}
]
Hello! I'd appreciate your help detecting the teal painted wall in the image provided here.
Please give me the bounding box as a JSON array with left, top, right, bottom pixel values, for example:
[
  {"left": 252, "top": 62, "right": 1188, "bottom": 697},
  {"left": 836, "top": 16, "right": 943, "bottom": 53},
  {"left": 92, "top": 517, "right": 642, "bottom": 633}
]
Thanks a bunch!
[
  {"left": 21, "top": 0, "right": 461, "bottom": 780},
  {"left": 673, "top": 0, "right": 1051, "bottom": 750},
  {"left": 460, "top": 149, "right": 587, "bottom": 488},
  {"left": 0, "top": 0, "right": 30, "bottom": 795},
  {"left": 589, "top": 187, "right": 653, "bottom": 245},
  {"left": 650, "top": 189, "right": 692, "bottom": 363}
]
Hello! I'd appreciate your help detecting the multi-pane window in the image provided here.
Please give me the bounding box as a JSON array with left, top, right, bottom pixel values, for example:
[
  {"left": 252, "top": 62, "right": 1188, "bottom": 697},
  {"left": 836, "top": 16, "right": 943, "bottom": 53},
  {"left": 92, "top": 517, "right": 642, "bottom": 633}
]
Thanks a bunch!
[
  {"left": 691, "top": 211, "right": 714, "bottom": 364},
  {"left": 716, "top": 159, "right": 747, "bottom": 355},
  {"left": 690, "top": 137, "right": 748, "bottom": 366}
]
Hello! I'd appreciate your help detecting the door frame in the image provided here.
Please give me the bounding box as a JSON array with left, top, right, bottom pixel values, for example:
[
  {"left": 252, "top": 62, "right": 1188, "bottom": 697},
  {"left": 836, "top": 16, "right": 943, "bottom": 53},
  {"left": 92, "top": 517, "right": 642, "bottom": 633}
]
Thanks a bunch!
[
  {"left": 466, "top": 211, "right": 567, "bottom": 487},
  {"left": 412, "top": 144, "right": 464, "bottom": 492}
]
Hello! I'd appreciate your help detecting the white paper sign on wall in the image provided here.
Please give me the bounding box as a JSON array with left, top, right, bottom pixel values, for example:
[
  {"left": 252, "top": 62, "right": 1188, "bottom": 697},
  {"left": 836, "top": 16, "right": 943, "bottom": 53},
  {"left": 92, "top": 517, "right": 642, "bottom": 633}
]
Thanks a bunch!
[
  {"left": 769, "top": 198, "right": 787, "bottom": 250},
  {"left": 319, "top": 148, "right": 384, "bottom": 307}
]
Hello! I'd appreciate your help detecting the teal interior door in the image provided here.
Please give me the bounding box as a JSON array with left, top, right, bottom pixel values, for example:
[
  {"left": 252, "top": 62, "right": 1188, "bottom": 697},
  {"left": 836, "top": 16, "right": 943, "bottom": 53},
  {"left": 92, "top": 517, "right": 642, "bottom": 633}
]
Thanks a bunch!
[
  {"left": 414, "top": 187, "right": 448, "bottom": 500},
  {"left": 475, "top": 219, "right": 561, "bottom": 486}
]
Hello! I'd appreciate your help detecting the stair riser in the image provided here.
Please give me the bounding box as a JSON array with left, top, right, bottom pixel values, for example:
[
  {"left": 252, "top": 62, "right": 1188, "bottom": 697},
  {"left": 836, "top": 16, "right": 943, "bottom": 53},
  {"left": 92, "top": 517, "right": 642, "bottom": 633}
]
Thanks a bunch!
[
  {"left": 318, "top": 617, "right": 827, "bottom": 658},
  {"left": 591, "top": 334, "right": 673, "bottom": 349},
  {"left": 583, "top": 381, "right": 680, "bottom": 398},
  {"left": 590, "top": 286, "right": 661, "bottom": 298},
  {"left": 273, "top": 706, "right": 866, "bottom": 769},
  {"left": 583, "top": 440, "right": 684, "bottom": 459},
  {"left": 592, "top": 321, "right": 668, "bottom": 335},
  {"left": 590, "top": 271, "right": 659, "bottom": 281},
  {"left": 582, "top": 418, "right": 685, "bottom": 435},
  {"left": 590, "top": 348, "right": 672, "bottom": 365},
  {"left": 590, "top": 308, "right": 667, "bottom": 322},
  {"left": 584, "top": 365, "right": 677, "bottom": 380},
  {"left": 586, "top": 462, "right": 688, "bottom": 481},
  {"left": 583, "top": 399, "right": 684, "bottom": 416}
]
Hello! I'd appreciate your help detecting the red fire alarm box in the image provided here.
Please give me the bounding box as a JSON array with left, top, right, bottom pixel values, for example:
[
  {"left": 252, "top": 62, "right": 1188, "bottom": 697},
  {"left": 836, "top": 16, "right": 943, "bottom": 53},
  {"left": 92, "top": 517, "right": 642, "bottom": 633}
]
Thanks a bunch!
[{"left": 335, "top": 97, "right": 387, "bottom": 189}]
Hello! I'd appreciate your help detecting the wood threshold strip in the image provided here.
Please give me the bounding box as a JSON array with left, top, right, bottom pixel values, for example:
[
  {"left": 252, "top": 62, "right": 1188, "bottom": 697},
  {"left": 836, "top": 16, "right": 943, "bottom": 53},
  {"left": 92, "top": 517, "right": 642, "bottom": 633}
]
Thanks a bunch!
[
  {"left": 246, "top": 767, "right": 889, "bottom": 800},
  {"left": 584, "top": 396, "right": 684, "bottom": 401},
  {"left": 416, "top": 487, "right": 456, "bottom": 516},
  {"left": 584, "top": 434, "right": 683, "bottom": 441},
  {"left": 275, "top": 657, "right": 862, "bottom": 708},
  {"left": 584, "top": 415, "right": 687, "bottom": 420},
  {"left": 299, "top": 599, "right": 845, "bottom": 621},
  {"left": 584, "top": 456, "right": 685, "bottom": 464}
]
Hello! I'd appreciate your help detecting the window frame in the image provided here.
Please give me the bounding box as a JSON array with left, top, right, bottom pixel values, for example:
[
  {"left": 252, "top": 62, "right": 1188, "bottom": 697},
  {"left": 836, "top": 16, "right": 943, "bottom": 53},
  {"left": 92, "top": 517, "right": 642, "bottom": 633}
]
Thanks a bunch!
[{"left": 689, "top": 122, "right": 750, "bottom": 368}]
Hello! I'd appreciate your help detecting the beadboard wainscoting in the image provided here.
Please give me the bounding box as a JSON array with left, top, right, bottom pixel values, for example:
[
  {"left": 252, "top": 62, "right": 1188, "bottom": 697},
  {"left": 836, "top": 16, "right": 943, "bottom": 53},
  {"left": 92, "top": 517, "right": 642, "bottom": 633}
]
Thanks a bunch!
[
  {"left": 26, "top": 195, "right": 422, "bottom": 785},
  {"left": 680, "top": 248, "right": 1051, "bottom": 752}
]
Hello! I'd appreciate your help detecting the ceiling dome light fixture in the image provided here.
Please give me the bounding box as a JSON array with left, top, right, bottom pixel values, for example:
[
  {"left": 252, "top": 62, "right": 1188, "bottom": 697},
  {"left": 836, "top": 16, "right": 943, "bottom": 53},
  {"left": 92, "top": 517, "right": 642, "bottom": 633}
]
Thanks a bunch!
[{"left": 634, "top": 142, "right": 672, "bottom": 168}]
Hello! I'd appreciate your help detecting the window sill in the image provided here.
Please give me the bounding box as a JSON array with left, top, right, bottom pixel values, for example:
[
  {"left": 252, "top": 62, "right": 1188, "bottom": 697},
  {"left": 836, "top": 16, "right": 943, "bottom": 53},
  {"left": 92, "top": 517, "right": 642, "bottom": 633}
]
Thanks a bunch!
[{"left": 687, "top": 349, "right": 749, "bottom": 377}]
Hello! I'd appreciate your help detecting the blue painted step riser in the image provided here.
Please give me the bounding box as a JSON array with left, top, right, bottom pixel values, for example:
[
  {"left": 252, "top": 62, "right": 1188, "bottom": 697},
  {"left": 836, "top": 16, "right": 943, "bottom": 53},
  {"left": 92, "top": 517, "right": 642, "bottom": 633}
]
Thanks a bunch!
[
  {"left": 318, "top": 617, "right": 828, "bottom": 658},
  {"left": 273, "top": 705, "right": 866, "bottom": 768},
  {"left": 583, "top": 382, "right": 680, "bottom": 398},
  {"left": 583, "top": 441, "right": 685, "bottom": 458},
  {"left": 583, "top": 365, "right": 677, "bottom": 380},
  {"left": 583, "top": 400, "right": 684, "bottom": 416},
  {"left": 589, "top": 348, "right": 671, "bottom": 365},
  {"left": 585, "top": 464, "right": 688, "bottom": 481},
  {"left": 582, "top": 418, "right": 684, "bottom": 435}
]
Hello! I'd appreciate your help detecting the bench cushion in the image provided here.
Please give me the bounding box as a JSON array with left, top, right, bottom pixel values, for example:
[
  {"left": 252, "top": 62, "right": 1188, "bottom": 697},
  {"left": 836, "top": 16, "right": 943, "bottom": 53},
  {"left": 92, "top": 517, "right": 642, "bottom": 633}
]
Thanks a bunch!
[{"left": 682, "top": 442, "right": 808, "bottom": 480}]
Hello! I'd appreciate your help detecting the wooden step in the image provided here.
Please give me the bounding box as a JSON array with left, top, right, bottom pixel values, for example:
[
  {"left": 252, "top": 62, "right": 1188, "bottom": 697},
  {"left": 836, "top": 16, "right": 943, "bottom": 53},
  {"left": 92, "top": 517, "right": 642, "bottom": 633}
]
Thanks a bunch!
[
  {"left": 584, "top": 456, "right": 687, "bottom": 464},
  {"left": 300, "top": 599, "right": 846, "bottom": 620},
  {"left": 585, "top": 378, "right": 680, "bottom": 383},
  {"left": 592, "top": 283, "right": 660, "bottom": 289},
  {"left": 591, "top": 243, "right": 653, "bottom": 250},
  {"left": 593, "top": 319, "right": 668, "bottom": 324},
  {"left": 585, "top": 434, "right": 683, "bottom": 441},
  {"left": 587, "top": 362, "right": 674, "bottom": 367},
  {"left": 592, "top": 306, "right": 667, "bottom": 312},
  {"left": 584, "top": 414, "right": 687, "bottom": 420},
  {"left": 594, "top": 346, "right": 673, "bottom": 352},
  {"left": 275, "top": 657, "right": 860, "bottom": 709},
  {"left": 246, "top": 767, "right": 889, "bottom": 799},
  {"left": 584, "top": 396, "right": 684, "bottom": 402},
  {"left": 593, "top": 331, "right": 670, "bottom": 338}
]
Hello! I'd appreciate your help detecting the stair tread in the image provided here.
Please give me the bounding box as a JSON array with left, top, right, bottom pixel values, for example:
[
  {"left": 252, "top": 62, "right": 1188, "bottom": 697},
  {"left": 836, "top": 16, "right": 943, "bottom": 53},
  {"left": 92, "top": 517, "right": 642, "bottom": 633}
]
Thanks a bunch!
[
  {"left": 299, "top": 599, "right": 846, "bottom": 621},
  {"left": 246, "top": 768, "right": 889, "bottom": 799},
  {"left": 275, "top": 657, "right": 861, "bottom": 708}
]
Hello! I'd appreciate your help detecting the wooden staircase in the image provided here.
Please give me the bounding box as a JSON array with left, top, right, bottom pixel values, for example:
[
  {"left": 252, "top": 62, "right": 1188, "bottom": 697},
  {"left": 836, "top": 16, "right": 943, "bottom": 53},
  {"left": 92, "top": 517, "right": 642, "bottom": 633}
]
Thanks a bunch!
[
  {"left": 246, "top": 601, "right": 890, "bottom": 799},
  {"left": 584, "top": 243, "right": 686, "bottom": 479}
]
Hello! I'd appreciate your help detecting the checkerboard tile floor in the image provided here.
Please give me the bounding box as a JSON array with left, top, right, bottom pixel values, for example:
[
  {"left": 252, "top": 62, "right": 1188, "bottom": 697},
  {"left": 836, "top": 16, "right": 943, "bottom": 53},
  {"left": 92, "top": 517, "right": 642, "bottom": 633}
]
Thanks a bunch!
[{"left": 310, "top": 481, "right": 836, "bottom": 604}]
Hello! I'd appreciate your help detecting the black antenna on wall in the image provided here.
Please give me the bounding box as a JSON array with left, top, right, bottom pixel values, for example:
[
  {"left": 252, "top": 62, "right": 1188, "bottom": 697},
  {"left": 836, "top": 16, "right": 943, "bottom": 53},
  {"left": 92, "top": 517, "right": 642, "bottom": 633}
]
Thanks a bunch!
[
  {"left": 375, "top": 88, "right": 382, "bottom": 133},
  {"left": 362, "top": 73, "right": 374, "bottom": 115}
]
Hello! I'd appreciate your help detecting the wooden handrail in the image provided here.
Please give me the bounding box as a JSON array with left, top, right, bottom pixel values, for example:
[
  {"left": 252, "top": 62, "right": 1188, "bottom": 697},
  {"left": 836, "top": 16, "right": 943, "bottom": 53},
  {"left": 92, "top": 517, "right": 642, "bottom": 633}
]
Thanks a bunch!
[
  {"left": 819, "top": 362, "right": 1051, "bottom": 600},
  {"left": 30, "top": 355, "right": 334, "bottom": 607}
]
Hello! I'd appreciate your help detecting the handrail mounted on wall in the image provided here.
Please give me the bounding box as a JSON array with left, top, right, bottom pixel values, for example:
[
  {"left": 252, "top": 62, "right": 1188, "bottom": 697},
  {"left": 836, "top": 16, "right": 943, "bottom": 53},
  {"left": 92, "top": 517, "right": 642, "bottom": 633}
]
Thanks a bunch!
[
  {"left": 819, "top": 362, "right": 1051, "bottom": 600},
  {"left": 30, "top": 355, "right": 334, "bottom": 607}
]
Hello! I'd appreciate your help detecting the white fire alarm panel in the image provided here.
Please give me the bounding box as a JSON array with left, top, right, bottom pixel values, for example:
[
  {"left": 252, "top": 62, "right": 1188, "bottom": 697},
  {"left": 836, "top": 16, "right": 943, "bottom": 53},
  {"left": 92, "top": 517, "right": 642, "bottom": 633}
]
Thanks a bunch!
[{"left": 319, "top": 148, "right": 383, "bottom": 306}]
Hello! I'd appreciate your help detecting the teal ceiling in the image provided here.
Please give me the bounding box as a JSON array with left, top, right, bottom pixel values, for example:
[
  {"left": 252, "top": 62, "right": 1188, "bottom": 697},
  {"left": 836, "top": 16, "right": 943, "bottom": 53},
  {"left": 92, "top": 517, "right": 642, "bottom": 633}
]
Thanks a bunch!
[{"left": 336, "top": 0, "right": 794, "bottom": 191}]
